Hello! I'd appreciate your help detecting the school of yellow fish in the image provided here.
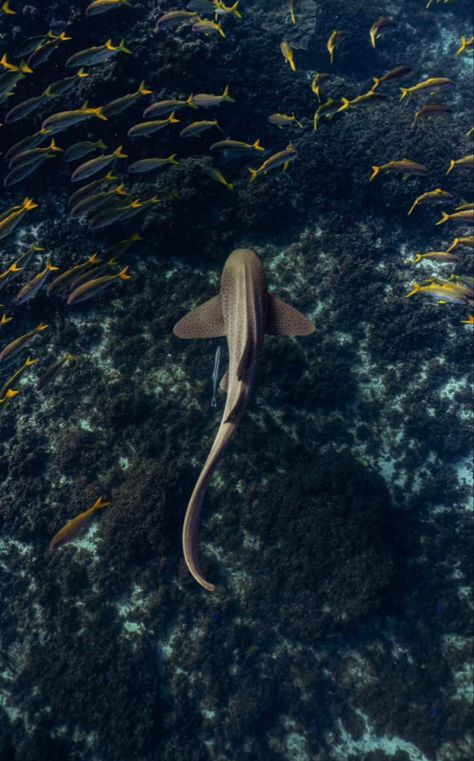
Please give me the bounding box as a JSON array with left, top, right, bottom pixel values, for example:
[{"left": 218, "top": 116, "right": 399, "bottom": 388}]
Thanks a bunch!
[{"left": 0, "top": 0, "right": 473, "bottom": 544}]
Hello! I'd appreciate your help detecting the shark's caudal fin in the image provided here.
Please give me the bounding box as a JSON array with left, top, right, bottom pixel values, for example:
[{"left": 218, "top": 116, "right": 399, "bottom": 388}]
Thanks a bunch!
[
  {"left": 265, "top": 295, "right": 315, "bottom": 335},
  {"left": 173, "top": 294, "right": 226, "bottom": 338}
]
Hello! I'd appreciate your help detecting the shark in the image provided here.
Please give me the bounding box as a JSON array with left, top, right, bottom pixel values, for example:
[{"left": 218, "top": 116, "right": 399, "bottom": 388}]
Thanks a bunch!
[{"left": 173, "top": 248, "right": 315, "bottom": 591}]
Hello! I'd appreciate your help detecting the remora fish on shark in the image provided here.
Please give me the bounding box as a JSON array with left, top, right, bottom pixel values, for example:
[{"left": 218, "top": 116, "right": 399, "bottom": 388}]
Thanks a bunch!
[{"left": 173, "top": 248, "right": 315, "bottom": 591}]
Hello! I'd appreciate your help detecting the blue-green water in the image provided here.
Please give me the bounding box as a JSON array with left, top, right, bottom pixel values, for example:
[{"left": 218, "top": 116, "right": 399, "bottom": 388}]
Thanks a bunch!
[{"left": 0, "top": 1, "right": 473, "bottom": 760}]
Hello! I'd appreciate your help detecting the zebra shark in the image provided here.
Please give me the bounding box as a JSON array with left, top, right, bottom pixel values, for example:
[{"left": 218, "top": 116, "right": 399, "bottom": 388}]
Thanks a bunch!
[{"left": 173, "top": 248, "right": 315, "bottom": 591}]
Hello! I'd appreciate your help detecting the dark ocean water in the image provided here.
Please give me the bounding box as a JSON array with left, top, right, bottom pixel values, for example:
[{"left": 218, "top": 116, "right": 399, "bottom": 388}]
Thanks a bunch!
[{"left": 0, "top": 1, "right": 473, "bottom": 760}]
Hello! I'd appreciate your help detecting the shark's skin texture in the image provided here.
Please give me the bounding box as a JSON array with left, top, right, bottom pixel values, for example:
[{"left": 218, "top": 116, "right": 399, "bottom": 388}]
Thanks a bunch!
[{"left": 173, "top": 248, "right": 315, "bottom": 591}]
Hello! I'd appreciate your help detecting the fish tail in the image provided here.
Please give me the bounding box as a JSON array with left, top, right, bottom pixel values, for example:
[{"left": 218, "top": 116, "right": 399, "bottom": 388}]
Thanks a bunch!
[
  {"left": 77, "top": 67, "right": 89, "bottom": 78},
  {"left": 21, "top": 62, "right": 33, "bottom": 74},
  {"left": 10, "top": 263, "right": 23, "bottom": 273},
  {"left": 0, "top": 314, "right": 13, "bottom": 325},
  {"left": 168, "top": 153, "right": 179, "bottom": 165},
  {"left": 129, "top": 232, "right": 142, "bottom": 241},
  {"left": 406, "top": 284, "right": 421, "bottom": 298},
  {"left": 371, "top": 77, "right": 380, "bottom": 91},
  {"left": 369, "top": 166, "right": 380, "bottom": 182},
  {"left": 399, "top": 87, "right": 410, "bottom": 101},
  {"left": 337, "top": 97, "right": 350, "bottom": 113},
  {"left": 35, "top": 322, "right": 48, "bottom": 332},
  {"left": 289, "top": 57, "right": 296, "bottom": 71},
  {"left": 88, "top": 253, "right": 101, "bottom": 264},
  {"left": 407, "top": 201, "right": 417, "bottom": 215},
  {"left": 253, "top": 139, "right": 264, "bottom": 150},
  {"left": 115, "top": 183, "right": 128, "bottom": 195},
  {"left": 413, "top": 254, "right": 423, "bottom": 263},
  {"left": 168, "top": 111, "right": 180, "bottom": 124},
  {"left": 223, "top": 84, "right": 235, "bottom": 102},
  {"left": 23, "top": 198, "right": 38, "bottom": 210},
  {"left": 114, "top": 145, "right": 128, "bottom": 159},
  {"left": 435, "top": 212, "right": 450, "bottom": 225},
  {"left": 2, "top": 1, "right": 16, "bottom": 14},
  {"left": 247, "top": 167, "right": 258, "bottom": 182},
  {"left": 456, "top": 36, "right": 466, "bottom": 55},
  {"left": 217, "top": 23, "right": 226, "bottom": 38},
  {"left": 47, "top": 262, "right": 60, "bottom": 271},
  {"left": 92, "top": 496, "right": 111, "bottom": 510},
  {"left": 138, "top": 80, "right": 152, "bottom": 95},
  {"left": 118, "top": 266, "right": 132, "bottom": 280},
  {"left": 231, "top": 2, "right": 241, "bottom": 18},
  {"left": 50, "top": 138, "right": 63, "bottom": 152},
  {"left": 95, "top": 107, "right": 108, "bottom": 121},
  {"left": 118, "top": 39, "right": 132, "bottom": 53},
  {"left": 187, "top": 95, "right": 198, "bottom": 109},
  {"left": 446, "top": 160, "right": 456, "bottom": 175},
  {"left": 24, "top": 357, "right": 37, "bottom": 367}
]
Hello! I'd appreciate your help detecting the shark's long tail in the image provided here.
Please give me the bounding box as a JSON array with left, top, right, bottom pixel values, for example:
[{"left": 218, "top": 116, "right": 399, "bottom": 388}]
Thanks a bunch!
[{"left": 182, "top": 419, "right": 238, "bottom": 591}]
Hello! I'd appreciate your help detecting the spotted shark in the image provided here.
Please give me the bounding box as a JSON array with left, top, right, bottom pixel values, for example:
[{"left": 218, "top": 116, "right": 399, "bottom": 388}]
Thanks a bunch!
[{"left": 173, "top": 248, "right": 315, "bottom": 591}]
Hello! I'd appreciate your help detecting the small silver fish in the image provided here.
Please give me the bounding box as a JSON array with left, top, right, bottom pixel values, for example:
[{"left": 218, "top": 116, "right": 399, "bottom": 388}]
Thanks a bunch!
[{"left": 211, "top": 345, "right": 221, "bottom": 407}]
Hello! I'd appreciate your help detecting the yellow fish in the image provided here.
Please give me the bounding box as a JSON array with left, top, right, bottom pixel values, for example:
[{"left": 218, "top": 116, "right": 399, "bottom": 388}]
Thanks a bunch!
[
  {"left": 407, "top": 188, "right": 453, "bottom": 215},
  {"left": 461, "top": 315, "right": 474, "bottom": 324},
  {"left": 400, "top": 77, "right": 454, "bottom": 101},
  {"left": 369, "top": 16, "right": 395, "bottom": 48},
  {"left": 311, "top": 72, "right": 330, "bottom": 102},
  {"left": 49, "top": 497, "right": 111, "bottom": 550},
  {"left": 455, "top": 35, "right": 474, "bottom": 55},
  {"left": 370, "top": 159, "right": 428, "bottom": 182},
  {"left": 436, "top": 209, "right": 474, "bottom": 225},
  {"left": 446, "top": 154, "right": 473, "bottom": 174},
  {"left": 327, "top": 30, "right": 346, "bottom": 65},
  {"left": 411, "top": 251, "right": 458, "bottom": 263},
  {"left": 0, "top": 198, "right": 38, "bottom": 240},
  {"left": 446, "top": 236, "right": 474, "bottom": 252},
  {"left": 280, "top": 41, "right": 296, "bottom": 72}
]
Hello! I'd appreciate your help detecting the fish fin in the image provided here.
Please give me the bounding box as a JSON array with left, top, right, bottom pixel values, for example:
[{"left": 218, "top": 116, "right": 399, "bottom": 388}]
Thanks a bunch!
[
  {"left": 219, "top": 369, "right": 229, "bottom": 392},
  {"left": 247, "top": 167, "right": 258, "bottom": 181},
  {"left": 223, "top": 84, "right": 235, "bottom": 102},
  {"left": 77, "top": 67, "right": 89, "bottom": 78},
  {"left": 265, "top": 294, "right": 315, "bottom": 336},
  {"left": 114, "top": 145, "right": 128, "bottom": 159},
  {"left": 173, "top": 294, "right": 225, "bottom": 338},
  {"left": 118, "top": 39, "right": 132, "bottom": 54},
  {"left": 139, "top": 80, "right": 152, "bottom": 95},
  {"left": 435, "top": 212, "right": 450, "bottom": 225},
  {"left": 92, "top": 496, "right": 110, "bottom": 510},
  {"left": 118, "top": 266, "right": 131, "bottom": 280},
  {"left": 369, "top": 166, "right": 380, "bottom": 182}
]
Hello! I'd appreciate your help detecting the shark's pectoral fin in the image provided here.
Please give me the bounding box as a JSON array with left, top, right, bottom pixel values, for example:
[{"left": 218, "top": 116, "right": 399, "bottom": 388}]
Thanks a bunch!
[
  {"left": 173, "top": 294, "right": 226, "bottom": 338},
  {"left": 265, "top": 295, "right": 315, "bottom": 336},
  {"left": 219, "top": 369, "right": 229, "bottom": 391}
]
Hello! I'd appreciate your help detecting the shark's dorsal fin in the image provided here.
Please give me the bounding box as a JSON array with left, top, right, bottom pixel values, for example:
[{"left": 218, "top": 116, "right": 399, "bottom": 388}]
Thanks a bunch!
[
  {"left": 219, "top": 369, "right": 228, "bottom": 391},
  {"left": 173, "top": 294, "right": 225, "bottom": 338},
  {"left": 266, "top": 295, "right": 315, "bottom": 336}
]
